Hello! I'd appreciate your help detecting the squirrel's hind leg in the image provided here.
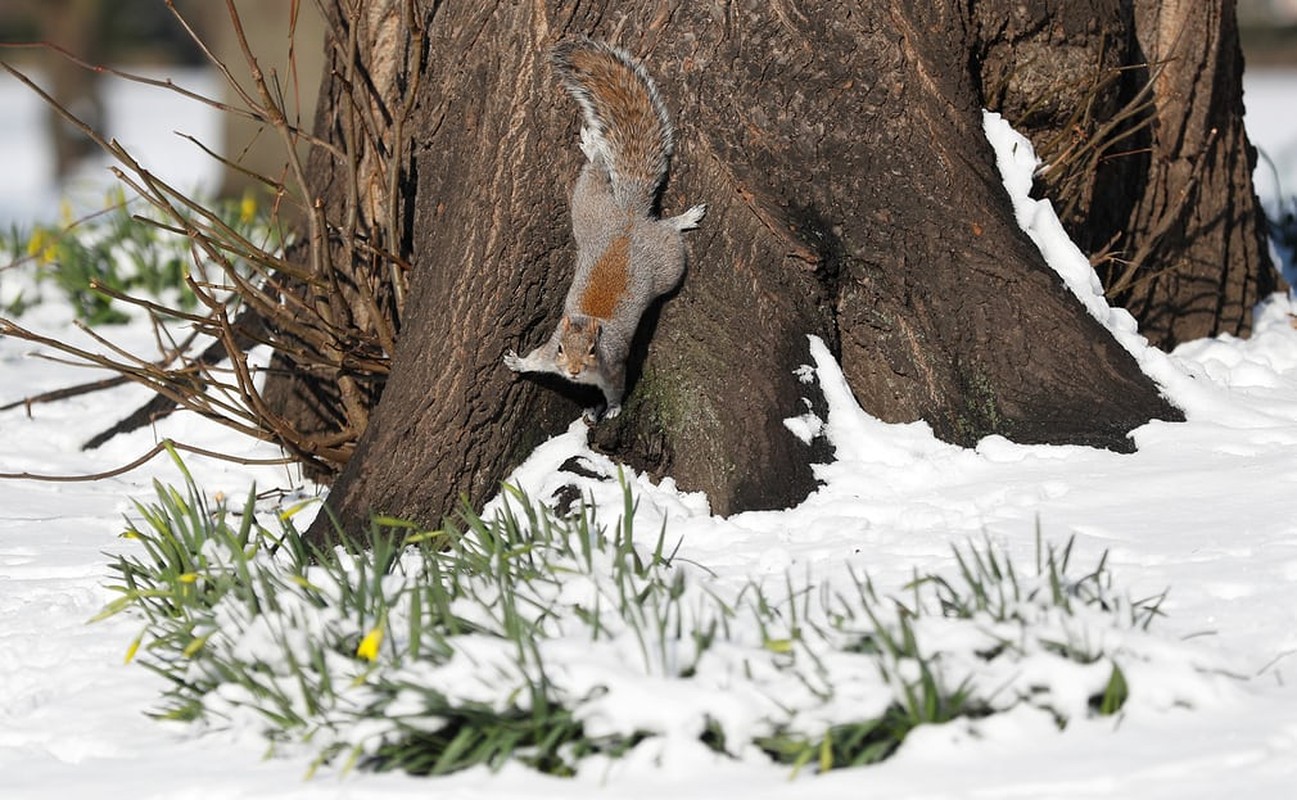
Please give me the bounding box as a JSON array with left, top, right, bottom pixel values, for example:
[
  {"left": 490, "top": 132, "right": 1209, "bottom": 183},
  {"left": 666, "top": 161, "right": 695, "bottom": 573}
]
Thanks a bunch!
[
  {"left": 579, "top": 126, "right": 603, "bottom": 164},
  {"left": 668, "top": 203, "right": 707, "bottom": 231}
]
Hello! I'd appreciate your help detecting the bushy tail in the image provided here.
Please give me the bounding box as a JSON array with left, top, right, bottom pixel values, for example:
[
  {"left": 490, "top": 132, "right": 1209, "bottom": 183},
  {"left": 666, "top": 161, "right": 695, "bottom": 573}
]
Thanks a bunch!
[{"left": 552, "top": 38, "right": 673, "bottom": 215}]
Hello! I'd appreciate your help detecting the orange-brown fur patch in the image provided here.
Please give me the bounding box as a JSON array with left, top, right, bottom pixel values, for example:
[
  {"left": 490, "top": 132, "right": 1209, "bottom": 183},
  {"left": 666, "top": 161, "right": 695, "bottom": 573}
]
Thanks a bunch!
[{"left": 578, "top": 235, "right": 630, "bottom": 319}]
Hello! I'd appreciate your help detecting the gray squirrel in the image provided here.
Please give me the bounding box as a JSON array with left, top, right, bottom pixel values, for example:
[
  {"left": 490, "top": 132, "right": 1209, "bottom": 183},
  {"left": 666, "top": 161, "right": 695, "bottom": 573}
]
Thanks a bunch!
[{"left": 503, "top": 38, "right": 705, "bottom": 421}]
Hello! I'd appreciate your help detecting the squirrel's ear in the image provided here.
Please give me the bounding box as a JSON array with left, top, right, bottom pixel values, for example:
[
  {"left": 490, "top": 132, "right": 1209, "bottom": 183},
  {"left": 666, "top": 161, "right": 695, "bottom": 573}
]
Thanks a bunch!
[
  {"left": 591, "top": 320, "right": 603, "bottom": 338},
  {"left": 561, "top": 314, "right": 571, "bottom": 331}
]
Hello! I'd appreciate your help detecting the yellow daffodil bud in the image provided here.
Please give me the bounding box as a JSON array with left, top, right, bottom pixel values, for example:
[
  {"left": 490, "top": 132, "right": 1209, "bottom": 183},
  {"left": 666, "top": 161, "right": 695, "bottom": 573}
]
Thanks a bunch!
[{"left": 356, "top": 622, "right": 384, "bottom": 662}]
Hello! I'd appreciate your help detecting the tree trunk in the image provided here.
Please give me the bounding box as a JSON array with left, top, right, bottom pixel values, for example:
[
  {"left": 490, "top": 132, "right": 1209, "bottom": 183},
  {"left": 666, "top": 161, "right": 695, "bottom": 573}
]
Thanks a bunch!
[
  {"left": 1122, "top": 0, "right": 1276, "bottom": 346},
  {"left": 288, "top": 0, "right": 1277, "bottom": 542},
  {"left": 975, "top": 0, "right": 1277, "bottom": 349}
]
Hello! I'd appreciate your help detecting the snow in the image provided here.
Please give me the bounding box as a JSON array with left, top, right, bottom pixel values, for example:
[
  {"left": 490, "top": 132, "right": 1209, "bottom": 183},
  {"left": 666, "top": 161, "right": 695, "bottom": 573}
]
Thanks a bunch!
[{"left": 3, "top": 63, "right": 1297, "bottom": 799}]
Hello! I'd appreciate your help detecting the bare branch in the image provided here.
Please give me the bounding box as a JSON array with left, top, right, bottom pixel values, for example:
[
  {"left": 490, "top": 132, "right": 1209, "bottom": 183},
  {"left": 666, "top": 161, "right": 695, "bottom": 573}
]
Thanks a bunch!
[{"left": 0, "top": 438, "right": 294, "bottom": 483}]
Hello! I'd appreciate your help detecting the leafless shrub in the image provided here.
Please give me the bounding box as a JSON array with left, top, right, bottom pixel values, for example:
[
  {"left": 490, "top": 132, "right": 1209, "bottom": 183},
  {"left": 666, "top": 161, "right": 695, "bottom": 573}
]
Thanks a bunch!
[{"left": 0, "top": 0, "right": 420, "bottom": 480}]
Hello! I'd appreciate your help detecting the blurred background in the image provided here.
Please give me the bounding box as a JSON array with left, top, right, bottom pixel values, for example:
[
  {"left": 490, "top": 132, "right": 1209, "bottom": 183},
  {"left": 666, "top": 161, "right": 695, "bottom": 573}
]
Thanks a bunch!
[
  {"left": 0, "top": 0, "right": 324, "bottom": 227},
  {"left": 1240, "top": 0, "right": 1297, "bottom": 62}
]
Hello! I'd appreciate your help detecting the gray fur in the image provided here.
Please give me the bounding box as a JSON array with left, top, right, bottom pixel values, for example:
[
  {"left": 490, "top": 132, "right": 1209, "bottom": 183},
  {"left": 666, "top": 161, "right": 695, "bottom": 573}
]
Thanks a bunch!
[{"left": 504, "top": 39, "right": 705, "bottom": 422}]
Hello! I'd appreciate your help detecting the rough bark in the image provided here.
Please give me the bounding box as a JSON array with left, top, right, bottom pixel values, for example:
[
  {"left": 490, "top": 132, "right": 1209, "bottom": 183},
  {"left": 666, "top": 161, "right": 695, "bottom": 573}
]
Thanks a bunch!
[
  {"left": 975, "top": 0, "right": 1276, "bottom": 349},
  {"left": 1123, "top": 0, "right": 1275, "bottom": 346},
  {"left": 255, "top": 0, "right": 416, "bottom": 476},
  {"left": 297, "top": 1, "right": 1201, "bottom": 542}
]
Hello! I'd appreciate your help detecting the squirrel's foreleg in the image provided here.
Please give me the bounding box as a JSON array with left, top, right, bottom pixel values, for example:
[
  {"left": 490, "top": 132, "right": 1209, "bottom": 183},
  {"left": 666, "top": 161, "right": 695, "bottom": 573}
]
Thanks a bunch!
[
  {"left": 594, "top": 361, "right": 625, "bottom": 421},
  {"left": 503, "top": 345, "right": 559, "bottom": 377}
]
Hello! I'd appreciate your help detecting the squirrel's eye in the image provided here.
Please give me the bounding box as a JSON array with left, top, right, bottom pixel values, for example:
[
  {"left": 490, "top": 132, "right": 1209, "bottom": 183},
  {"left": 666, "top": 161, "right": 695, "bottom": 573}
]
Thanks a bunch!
[{"left": 557, "top": 343, "right": 566, "bottom": 357}]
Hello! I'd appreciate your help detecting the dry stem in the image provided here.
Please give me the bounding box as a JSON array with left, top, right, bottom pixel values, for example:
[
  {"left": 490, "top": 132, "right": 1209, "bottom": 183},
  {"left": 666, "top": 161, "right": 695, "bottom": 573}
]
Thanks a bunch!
[{"left": 0, "top": 1, "right": 415, "bottom": 483}]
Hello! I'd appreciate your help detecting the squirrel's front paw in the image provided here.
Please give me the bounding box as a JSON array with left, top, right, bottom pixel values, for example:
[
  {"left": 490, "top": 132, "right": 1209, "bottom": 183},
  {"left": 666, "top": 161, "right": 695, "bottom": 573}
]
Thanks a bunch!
[
  {"left": 503, "top": 350, "right": 524, "bottom": 372},
  {"left": 581, "top": 403, "right": 620, "bottom": 425}
]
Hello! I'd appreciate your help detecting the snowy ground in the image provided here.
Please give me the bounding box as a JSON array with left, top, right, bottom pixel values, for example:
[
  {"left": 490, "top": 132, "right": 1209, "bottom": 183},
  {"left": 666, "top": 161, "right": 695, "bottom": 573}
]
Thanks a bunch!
[{"left": 2, "top": 65, "right": 1297, "bottom": 799}]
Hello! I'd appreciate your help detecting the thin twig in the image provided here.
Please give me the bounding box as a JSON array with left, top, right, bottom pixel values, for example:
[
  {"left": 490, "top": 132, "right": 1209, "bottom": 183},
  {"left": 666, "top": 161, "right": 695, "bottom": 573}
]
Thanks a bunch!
[
  {"left": 0, "top": 438, "right": 294, "bottom": 483},
  {"left": 0, "top": 375, "right": 130, "bottom": 413},
  {"left": 2, "top": 0, "right": 406, "bottom": 477}
]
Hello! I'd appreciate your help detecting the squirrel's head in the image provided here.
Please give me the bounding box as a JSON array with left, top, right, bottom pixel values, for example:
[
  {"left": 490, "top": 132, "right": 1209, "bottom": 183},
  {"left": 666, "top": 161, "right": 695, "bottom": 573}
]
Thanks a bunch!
[{"left": 558, "top": 315, "right": 601, "bottom": 377}]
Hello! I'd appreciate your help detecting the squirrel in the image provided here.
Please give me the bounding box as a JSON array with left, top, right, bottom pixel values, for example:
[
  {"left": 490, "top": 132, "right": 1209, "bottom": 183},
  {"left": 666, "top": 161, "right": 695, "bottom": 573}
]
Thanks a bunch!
[{"left": 503, "top": 38, "right": 705, "bottom": 422}]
